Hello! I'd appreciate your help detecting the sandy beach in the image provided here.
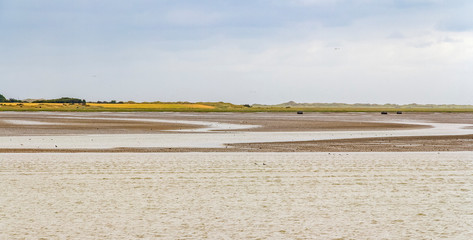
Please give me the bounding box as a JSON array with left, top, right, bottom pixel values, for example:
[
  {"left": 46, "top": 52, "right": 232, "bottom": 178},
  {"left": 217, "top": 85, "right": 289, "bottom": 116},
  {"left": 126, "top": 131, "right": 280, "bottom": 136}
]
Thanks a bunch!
[
  {"left": 1, "top": 112, "right": 473, "bottom": 239},
  {"left": 2, "top": 152, "right": 473, "bottom": 239}
]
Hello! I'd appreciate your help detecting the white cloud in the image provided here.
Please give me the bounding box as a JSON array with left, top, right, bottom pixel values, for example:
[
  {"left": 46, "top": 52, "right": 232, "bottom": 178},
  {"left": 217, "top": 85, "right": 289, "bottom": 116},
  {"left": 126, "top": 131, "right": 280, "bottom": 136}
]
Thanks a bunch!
[
  {"left": 164, "top": 9, "right": 221, "bottom": 26},
  {"left": 1, "top": 0, "right": 472, "bottom": 104}
]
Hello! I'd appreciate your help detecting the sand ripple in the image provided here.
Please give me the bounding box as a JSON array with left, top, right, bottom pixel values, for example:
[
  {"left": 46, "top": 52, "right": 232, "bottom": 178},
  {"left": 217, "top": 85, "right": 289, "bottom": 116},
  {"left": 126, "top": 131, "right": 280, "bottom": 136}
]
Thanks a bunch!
[{"left": 1, "top": 152, "right": 472, "bottom": 239}]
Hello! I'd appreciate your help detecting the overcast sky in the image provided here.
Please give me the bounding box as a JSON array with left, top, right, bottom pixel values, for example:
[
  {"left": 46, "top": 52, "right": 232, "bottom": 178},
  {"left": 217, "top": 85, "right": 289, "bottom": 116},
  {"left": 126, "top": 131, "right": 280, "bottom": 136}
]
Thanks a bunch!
[{"left": 1, "top": 0, "right": 472, "bottom": 104}]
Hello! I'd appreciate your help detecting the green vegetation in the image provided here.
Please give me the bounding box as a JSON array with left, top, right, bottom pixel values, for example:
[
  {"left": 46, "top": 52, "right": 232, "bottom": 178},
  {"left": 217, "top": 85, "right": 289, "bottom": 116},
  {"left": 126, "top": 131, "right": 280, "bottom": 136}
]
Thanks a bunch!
[
  {"left": 0, "top": 93, "right": 22, "bottom": 103},
  {"left": 0, "top": 95, "right": 472, "bottom": 112},
  {"left": 33, "top": 97, "right": 86, "bottom": 104}
]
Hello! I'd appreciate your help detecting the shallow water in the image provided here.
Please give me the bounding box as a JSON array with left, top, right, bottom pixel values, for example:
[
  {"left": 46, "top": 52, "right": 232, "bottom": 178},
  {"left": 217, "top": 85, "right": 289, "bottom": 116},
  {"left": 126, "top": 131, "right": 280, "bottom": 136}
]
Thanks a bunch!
[
  {"left": 1, "top": 152, "right": 472, "bottom": 239},
  {"left": 1, "top": 121, "right": 472, "bottom": 150},
  {"left": 2, "top": 120, "right": 61, "bottom": 125}
]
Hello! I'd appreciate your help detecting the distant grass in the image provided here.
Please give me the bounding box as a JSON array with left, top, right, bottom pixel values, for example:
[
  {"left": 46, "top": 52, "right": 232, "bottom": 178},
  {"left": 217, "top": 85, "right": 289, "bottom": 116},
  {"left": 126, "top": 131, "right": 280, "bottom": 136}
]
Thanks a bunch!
[
  {"left": 1, "top": 102, "right": 473, "bottom": 112},
  {"left": 0, "top": 102, "right": 216, "bottom": 112},
  {"left": 235, "top": 107, "right": 473, "bottom": 113}
]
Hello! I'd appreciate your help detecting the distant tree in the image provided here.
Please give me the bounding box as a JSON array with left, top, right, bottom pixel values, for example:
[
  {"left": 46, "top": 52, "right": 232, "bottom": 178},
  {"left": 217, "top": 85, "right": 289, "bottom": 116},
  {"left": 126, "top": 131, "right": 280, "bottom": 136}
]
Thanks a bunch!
[
  {"left": 0, "top": 94, "right": 6, "bottom": 102},
  {"left": 110, "top": 100, "right": 117, "bottom": 104},
  {"left": 33, "top": 97, "right": 84, "bottom": 104},
  {"left": 8, "top": 98, "right": 22, "bottom": 103}
]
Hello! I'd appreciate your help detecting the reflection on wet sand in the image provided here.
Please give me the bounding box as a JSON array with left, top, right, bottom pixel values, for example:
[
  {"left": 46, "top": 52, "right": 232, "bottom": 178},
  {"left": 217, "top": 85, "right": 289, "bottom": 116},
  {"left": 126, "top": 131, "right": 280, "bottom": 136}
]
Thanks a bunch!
[{"left": 0, "top": 121, "right": 471, "bottom": 150}]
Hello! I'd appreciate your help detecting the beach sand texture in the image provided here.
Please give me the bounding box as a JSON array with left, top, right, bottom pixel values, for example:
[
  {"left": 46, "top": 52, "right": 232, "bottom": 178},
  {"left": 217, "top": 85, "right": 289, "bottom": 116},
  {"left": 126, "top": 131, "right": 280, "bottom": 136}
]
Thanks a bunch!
[{"left": 1, "top": 152, "right": 472, "bottom": 239}]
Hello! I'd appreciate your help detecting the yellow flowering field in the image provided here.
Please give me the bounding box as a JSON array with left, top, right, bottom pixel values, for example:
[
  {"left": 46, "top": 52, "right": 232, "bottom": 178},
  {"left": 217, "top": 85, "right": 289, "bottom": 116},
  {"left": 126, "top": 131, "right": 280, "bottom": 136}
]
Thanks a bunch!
[{"left": 88, "top": 103, "right": 215, "bottom": 109}]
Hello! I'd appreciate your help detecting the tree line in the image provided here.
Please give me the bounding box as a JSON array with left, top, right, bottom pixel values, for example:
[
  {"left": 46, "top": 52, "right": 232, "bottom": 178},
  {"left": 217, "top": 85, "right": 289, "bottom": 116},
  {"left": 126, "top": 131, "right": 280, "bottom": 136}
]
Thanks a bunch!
[
  {"left": 0, "top": 94, "right": 86, "bottom": 104},
  {"left": 0, "top": 94, "right": 22, "bottom": 103},
  {"left": 33, "top": 97, "right": 86, "bottom": 104}
]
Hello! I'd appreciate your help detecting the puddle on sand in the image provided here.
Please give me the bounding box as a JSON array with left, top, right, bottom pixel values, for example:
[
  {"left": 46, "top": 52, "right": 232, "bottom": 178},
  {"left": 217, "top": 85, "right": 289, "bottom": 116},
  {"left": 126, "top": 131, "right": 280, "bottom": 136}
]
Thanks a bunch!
[{"left": 1, "top": 152, "right": 472, "bottom": 239}]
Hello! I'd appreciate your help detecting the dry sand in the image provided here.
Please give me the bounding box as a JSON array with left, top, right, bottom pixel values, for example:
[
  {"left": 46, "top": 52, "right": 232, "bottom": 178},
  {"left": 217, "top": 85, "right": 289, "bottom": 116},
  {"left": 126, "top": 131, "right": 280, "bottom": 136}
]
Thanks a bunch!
[{"left": 1, "top": 152, "right": 472, "bottom": 239}]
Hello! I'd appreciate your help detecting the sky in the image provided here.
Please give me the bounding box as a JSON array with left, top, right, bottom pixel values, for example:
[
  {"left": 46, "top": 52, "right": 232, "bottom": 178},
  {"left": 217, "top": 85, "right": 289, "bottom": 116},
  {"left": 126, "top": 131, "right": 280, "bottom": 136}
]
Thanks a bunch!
[{"left": 1, "top": 0, "right": 472, "bottom": 104}]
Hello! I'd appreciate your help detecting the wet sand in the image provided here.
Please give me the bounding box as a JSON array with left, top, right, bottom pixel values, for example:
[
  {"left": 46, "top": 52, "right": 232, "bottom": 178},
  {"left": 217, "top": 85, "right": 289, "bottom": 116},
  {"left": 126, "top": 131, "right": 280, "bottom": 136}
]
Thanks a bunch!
[
  {"left": 0, "top": 113, "right": 200, "bottom": 136},
  {"left": 1, "top": 112, "right": 472, "bottom": 152},
  {"left": 0, "top": 111, "right": 430, "bottom": 135},
  {"left": 1, "top": 133, "right": 472, "bottom": 153},
  {"left": 230, "top": 134, "right": 473, "bottom": 152}
]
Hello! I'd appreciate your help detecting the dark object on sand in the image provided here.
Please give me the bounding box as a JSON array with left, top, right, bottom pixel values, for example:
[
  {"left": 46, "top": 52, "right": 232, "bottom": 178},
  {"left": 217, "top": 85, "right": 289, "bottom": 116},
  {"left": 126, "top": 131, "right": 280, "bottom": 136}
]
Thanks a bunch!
[
  {"left": 381, "top": 111, "right": 388, "bottom": 115},
  {"left": 297, "top": 111, "right": 303, "bottom": 114},
  {"left": 397, "top": 111, "right": 403, "bottom": 114}
]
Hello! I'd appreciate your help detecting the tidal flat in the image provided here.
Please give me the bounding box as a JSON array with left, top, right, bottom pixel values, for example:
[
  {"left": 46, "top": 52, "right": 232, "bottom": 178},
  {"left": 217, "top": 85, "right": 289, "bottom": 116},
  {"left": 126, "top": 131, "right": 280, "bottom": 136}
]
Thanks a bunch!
[
  {"left": 1, "top": 112, "right": 472, "bottom": 239},
  {"left": 1, "top": 112, "right": 473, "bottom": 152},
  {"left": 1, "top": 152, "right": 472, "bottom": 239}
]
